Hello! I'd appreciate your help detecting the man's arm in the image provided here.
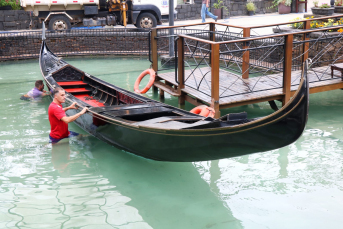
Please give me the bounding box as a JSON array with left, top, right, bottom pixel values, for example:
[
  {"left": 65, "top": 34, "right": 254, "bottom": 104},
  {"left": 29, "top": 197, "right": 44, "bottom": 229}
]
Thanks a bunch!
[
  {"left": 206, "top": 0, "right": 209, "bottom": 7},
  {"left": 42, "top": 92, "right": 50, "bottom": 97},
  {"left": 63, "top": 102, "right": 77, "bottom": 111},
  {"left": 61, "top": 107, "right": 88, "bottom": 124}
]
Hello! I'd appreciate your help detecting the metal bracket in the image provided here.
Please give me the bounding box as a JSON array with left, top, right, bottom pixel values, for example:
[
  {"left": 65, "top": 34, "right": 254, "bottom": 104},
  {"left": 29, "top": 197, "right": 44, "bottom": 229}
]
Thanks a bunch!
[{"left": 44, "top": 12, "right": 73, "bottom": 22}]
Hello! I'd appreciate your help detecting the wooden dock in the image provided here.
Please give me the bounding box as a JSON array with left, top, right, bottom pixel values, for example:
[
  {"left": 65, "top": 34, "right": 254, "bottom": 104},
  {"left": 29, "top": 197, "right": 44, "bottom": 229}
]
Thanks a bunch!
[
  {"left": 156, "top": 64, "right": 343, "bottom": 108},
  {"left": 150, "top": 21, "right": 343, "bottom": 118}
]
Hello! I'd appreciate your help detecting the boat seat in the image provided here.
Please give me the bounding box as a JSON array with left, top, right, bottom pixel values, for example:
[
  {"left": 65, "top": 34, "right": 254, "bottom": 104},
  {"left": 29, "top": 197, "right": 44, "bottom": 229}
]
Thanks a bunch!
[
  {"left": 65, "top": 88, "right": 90, "bottom": 93},
  {"left": 73, "top": 94, "right": 105, "bottom": 107},
  {"left": 57, "top": 81, "right": 88, "bottom": 86}
]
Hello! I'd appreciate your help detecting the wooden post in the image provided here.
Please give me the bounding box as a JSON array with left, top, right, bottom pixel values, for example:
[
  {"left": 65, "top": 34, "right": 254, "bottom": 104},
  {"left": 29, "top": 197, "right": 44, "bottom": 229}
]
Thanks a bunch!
[
  {"left": 151, "top": 28, "right": 158, "bottom": 93},
  {"left": 283, "top": 34, "right": 293, "bottom": 106},
  {"left": 211, "top": 43, "right": 220, "bottom": 118},
  {"left": 242, "top": 28, "right": 251, "bottom": 79},
  {"left": 302, "top": 20, "right": 310, "bottom": 63},
  {"left": 210, "top": 23, "right": 215, "bottom": 42},
  {"left": 178, "top": 37, "right": 185, "bottom": 106},
  {"left": 209, "top": 23, "right": 215, "bottom": 65}
]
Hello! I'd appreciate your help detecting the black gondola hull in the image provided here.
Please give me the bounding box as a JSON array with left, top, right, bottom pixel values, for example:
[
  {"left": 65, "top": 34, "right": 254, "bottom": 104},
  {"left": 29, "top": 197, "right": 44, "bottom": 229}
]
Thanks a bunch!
[{"left": 40, "top": 41, "right": 309, "bottom": 162}]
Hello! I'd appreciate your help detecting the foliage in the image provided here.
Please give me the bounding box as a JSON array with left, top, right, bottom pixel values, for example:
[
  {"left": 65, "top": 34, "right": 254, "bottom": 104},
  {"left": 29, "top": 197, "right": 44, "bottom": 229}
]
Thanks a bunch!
[
  {"left": 335, "top": 0, "right": 342, "bottom": 6},
  {"left": 269, "top": 0, "right": 292, "bottom": 9},
  {"left": 289, "top": 17, "right": 343, "bottom": 32},
  {"left": 0, "top": 0, "right": 21, "bottom": 10},
  {"left": 212, "top": 0, "right": 228, "bottom": 10},
  {"left": 246, "top": 1, "right": 256, "bottom": 11},
  {"left": 313, "top": 0, "right": 319, "bottom": 7},
  {"left": 319, "top": 3, "right": 331, "bottom": 8}
]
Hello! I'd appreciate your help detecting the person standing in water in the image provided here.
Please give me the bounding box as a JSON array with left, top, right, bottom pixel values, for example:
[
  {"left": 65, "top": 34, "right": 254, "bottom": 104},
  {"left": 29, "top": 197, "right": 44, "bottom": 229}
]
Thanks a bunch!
[
  {"left": 48, "top": 87, "right": 88, "bottom": 143},
  {"left": 20, "top": 80, "right": 50, "bottom": 101}
]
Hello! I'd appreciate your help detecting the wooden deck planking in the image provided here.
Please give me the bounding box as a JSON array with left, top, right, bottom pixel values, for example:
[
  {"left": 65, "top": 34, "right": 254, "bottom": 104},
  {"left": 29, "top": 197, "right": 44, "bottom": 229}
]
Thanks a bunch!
[{"left": 157, "top": 66, "right": 343, "bottom": 106}]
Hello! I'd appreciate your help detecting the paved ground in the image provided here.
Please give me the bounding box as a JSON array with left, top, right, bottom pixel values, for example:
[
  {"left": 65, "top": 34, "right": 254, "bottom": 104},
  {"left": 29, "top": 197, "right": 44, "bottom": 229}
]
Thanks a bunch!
[
  {"left": 162, "top": 12, "right": 307, "bottom": 35},
  {"left": 4, "top": 0, "right": 338, "bottom": 34},
  {"left": 160, "top": 0, "right": 336, "bottom": 35}
]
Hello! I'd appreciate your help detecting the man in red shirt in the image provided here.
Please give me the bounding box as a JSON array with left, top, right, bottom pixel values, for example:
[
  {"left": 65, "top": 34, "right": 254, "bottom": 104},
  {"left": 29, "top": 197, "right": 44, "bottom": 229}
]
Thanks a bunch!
[{"left": 48, "top": 87, "right": 88, "bottom": 143}]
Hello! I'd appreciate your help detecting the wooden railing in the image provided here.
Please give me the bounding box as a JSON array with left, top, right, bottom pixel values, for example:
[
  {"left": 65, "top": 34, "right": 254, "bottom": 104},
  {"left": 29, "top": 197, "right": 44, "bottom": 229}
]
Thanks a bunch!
[
  {"left": 177, "top": 24, "right": 343, "bottom": 113},
  {"left": 151, "top": 14, "right": 343, "bottom": 79}
]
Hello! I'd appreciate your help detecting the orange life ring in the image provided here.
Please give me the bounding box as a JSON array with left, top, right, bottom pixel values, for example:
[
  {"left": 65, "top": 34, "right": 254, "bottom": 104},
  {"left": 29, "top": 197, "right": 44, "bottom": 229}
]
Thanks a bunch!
[
  {"left": 134, "top": 69, "right": 156, "bottom": 94},
  {"left": 190, "top": 105, "right": 207, "bottom": 115},
  {"left": 190, "top": 105, "right": 215, "bottom": 118}
]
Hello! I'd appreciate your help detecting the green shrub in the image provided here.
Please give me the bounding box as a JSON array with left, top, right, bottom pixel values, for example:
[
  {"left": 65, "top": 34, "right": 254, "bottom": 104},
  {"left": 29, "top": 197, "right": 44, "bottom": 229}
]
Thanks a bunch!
[
  {"left": 246, "top": 2, "right": 256, "bottom": 11},
  {"left": 0, "top": 0, "right": 21, "bottom": 10}
]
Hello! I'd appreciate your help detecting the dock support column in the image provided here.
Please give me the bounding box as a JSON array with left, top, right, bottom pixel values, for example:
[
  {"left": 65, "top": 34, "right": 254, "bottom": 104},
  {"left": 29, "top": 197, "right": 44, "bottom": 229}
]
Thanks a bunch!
[
  {"left": 302, "top": 21, "right": 310, "bottom": 63},
  {"left": 209, "top": 23, "right": 215, "bottom": 65},
  {"left": 211, "top": 43, "right": 220, "bottom": 118},
  {"left": 242, "top": 28, "right": 251, "bottom": 79},
  {"left": 178, "top": 37, "right": 185, "bottom": 107},
  {"left": 283, "top": 34, "right": 293, "bottom": 106},
  {"left": 151, "top": 29, "right": 159, "bottom": 93}
]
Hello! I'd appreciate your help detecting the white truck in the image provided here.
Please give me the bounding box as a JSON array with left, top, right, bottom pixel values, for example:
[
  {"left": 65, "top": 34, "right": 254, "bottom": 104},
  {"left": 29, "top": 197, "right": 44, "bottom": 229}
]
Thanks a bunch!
[{"left": 21, "top": 0, "right": 177, "bottom": 30}]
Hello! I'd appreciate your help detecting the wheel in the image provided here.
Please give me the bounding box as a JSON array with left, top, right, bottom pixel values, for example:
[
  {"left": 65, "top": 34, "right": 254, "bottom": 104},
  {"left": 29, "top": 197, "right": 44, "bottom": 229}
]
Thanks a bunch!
[
  {"left": 48, "top": 15, "right": 71, "bottom": 31},
  {"left": 136, "top": 12, "right": 157, "bottom": 29}
]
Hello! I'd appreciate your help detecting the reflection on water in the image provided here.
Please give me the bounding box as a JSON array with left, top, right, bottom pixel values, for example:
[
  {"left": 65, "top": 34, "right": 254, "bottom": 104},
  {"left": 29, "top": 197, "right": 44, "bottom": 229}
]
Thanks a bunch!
[{"left": 1, "top": 58, "right": 343, "bottom": 228}]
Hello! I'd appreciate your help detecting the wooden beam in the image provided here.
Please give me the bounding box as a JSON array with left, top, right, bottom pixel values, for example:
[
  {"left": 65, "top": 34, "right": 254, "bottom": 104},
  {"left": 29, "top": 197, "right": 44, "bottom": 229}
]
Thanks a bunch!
[
  {"left": 242, "top": 28, "right": 250, "bottom": 79},
  {"left": 283, "top": 34, "right": 293, "bottom": 106},
  {"left": 302, "top": 20, "right": 311, "bottom": 63},
  {"left": 151, "top": 29, "right": 158, "bottom": 73},
  {"left": 219, "top": 95, "right": 284, "bottom": 109},
  {"left": 210, "top": 23, "right": 215, "bottom": 42},
  {"left": 209, "top": 23, "right": 216, "bottom": 65},
  {"left": 151, "top": 29, "right": 158, "bottom": 92},
  {"left": 178, "top": 37, "right": 185, "bottom": 105},
  {"left": 211, "top": 43, "right": 220, "bottom": 118},
  {"left": 185, "top": 94, "right": 208, "bottom": 107},
  {"left": 153, "top": 81, "right": 180, "bottom": 96},
  {"left": 290, "top": 82, "right": 343, "bottom": 96}
]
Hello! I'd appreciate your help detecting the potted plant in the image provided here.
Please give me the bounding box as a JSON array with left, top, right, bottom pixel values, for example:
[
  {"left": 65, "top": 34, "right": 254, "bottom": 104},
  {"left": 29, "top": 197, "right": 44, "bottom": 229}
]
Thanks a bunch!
[
  {"left": 312, "top": 3, "right": 335, "bottom": 15},
  {"left": 270, "top": 0, "right": 292, "bottom": 14},
  {"left": 246, "top": 1, "right": 256, "bottom": 16},
  {"left": 212, "top": 0, "right": 228, "bottom": 20},
  {"left": 335, "top": 0, "right": 343, "bottom": 13}
]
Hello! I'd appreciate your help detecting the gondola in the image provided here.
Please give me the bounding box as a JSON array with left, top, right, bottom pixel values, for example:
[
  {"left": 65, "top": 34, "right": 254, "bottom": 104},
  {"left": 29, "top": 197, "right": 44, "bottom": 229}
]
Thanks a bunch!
[{"left": 39, "top": 35, "right": 309, "bottom": 162}]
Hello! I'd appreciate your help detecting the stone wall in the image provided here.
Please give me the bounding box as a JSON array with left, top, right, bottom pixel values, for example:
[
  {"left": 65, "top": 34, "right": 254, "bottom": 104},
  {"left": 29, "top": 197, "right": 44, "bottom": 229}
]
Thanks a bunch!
[
  {"left": 0, "top": 29, "right": 149, "bottom": 61},
  {"left": 0, "top": 10, "right": 41, "bottom": 31},
  {"left": 176, "top": 0, "right": 277, "bottom": 20}
]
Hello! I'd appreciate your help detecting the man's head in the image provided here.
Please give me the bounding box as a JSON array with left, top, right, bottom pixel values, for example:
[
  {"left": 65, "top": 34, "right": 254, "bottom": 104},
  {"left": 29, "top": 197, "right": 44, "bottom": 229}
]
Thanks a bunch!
[
  {"left": 53, "top": 87, "right": 66, "bottom": 104},
  {"left": 35, "top": 80, "right": 44, "bottom": 91}
]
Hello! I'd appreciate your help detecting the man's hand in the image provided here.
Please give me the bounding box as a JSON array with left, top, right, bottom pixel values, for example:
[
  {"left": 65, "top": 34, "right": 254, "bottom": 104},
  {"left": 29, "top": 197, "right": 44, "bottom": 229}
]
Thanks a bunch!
[
  {"left": 61, "top": 107, "right": 88, "bottom": 124},
  {"left": 69, "top": 102, "right": 78, "bottom": 110},
  {"left": 206, "top": 3, "right": 209, "bottom": 7},
  {"left": 80, "top": 107, "right": 88, "bottom": 115}
]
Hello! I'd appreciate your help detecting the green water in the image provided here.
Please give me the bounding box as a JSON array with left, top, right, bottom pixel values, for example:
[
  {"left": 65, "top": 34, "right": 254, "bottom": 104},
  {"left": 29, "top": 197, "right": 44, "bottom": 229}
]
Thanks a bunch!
[{"left": 1, "top": 57, "right": 343, "bottom": 229}]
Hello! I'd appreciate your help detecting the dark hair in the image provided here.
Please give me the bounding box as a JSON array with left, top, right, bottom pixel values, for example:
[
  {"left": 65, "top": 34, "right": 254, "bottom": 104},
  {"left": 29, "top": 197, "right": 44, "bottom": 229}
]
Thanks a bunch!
[
  {"left": 35, "top": 80, "right": 44, "bottom": 88},
  {"left": 52, "top": 87, "right": 64, "bottom": 97}
]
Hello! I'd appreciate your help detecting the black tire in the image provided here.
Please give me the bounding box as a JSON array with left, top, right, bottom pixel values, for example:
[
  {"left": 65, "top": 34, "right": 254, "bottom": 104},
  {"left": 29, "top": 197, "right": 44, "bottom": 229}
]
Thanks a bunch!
[
  {"left": 48, "top": 15, "right": 71, "bottom": 31},
  {"left": 136, "top": 12, "right": 157, "bottom": 29}
]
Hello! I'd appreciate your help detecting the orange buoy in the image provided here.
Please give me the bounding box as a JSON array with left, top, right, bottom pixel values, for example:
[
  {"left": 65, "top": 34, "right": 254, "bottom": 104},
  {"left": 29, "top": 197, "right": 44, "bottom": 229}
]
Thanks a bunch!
[
  {"left": 190, "top": 105, "right": 207, "bottom": 115},
  {"left": 190, "top": 105, "right": 215, "bottom": 118},
  {"left": 134, "top": 69, "right": 156, "bottom": 94}
]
